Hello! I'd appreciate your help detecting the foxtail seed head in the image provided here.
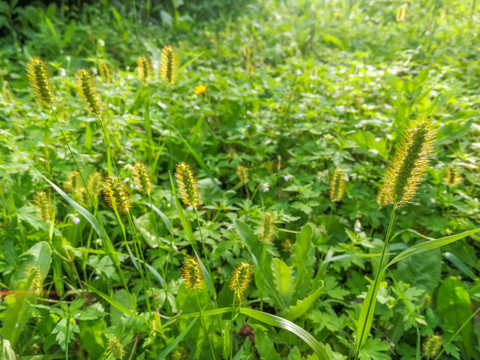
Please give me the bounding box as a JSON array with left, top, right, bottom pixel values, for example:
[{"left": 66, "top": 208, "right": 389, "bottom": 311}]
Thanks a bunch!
[
  {"left": 381, "top": 119, "right": 436, "bottom": 207},
  {"left": 76, "top": 69, "right": 103, "bottom": 116},
  {"left": 259, "top": 211, "right": 275, "bottom": 244},
  {"left": 160, "top": 45, "right": 178, "bottom": 85},
  {"left": 444, "top": 165, "right": 462, "bottom": 187},
  {"left": 107, "top": 335, "right": 125, "bottom": 359},
  {"left": 103, "top": 176, "right": 131, "bottom": 214},
  {"left": 329, "top": 168, "right": 346, "bottom": 202},
  {"left": 98, "top": 61, "right": 112, "bottom": 83},
  {"left": 376, "top": 187, "right": 388, "bottom": 207},
  {"left": 423, "top": 334, "right": 442, "bottom": 359},
  {"left": 137, "top": 56, "right": 153, "bottom": 84},
  {"left": 181, "top": 257, "right": 203, "bottom": 290},
  {"left": 133, "top": 162, "right": 153, "bottom": 195},
  {"left": 236, "top": 165, "right": 249, "bottom": 186},
  {"left": 229, "top": 262, "right": 253, "bottom": 300},
  {"left": 64, "top": 170, "right": 81, "bottom": 194},
  {"left": 34, "top": 191, "right": 53, "bottom": 223},
  {"left": 88, "top": 171, "right": 103, "bottom": 197},
  {"left": 175, "top": 163, "right": 199, "bottom": 208},
  {"left": 64, "top": 170, "right": 89, "bottom": 205},
  {"left": 26, "top": 57, "right": 54, "bottom": 106}
]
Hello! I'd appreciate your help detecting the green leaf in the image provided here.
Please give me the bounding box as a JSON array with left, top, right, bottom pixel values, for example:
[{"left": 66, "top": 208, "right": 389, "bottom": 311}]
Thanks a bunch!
[
  {"left": 437, "top": 277, "right": 473, "bottom": 359},
  {"left": 177, "top": 307, "right": 328, "bottom": 359},
  {"left": 271, "top": 258, "right": 296, "bottom": 308},
  {"left": 393, "top": 248, "right": 441, "bottom": 294},
  {"left": 84, "top": 284, "right": 150, "bottom": 328},
  {"left": 356, "top": 270, "right": 385, "bottom": 350},
  {"left": 155, "top": 318, "right": 199, "bottom": 360},
  {"left": 386, "top": 229, "right": 480, "bottom": 269},
  {"left": 291, "top": 224, "right": 315, "bottom": 299},
  {"left": 255, "top": 329, "right": 281, "bottom": 360},
  {"left": 0, "top": 340, "right": 16, "bottom": 360},
  {"left": 11, "top": 241, "right": 52, "bottom": 287},
  {"left": 240, "top": 308, "right": 328, "bottom": 360},
  {"left": 282, "top": 286, "right": 323, "bottom": 322}
]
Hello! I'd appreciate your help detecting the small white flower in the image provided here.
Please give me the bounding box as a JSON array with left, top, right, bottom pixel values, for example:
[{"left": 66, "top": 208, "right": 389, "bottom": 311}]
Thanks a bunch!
[
  {"left": 98, "top": 39, "right": 105, "bottom": 46},
  {"left": 60, "top": 68, "right": 67, "bottom": 77},
  {"left": 187, "top": 205, "right": 194, "bottom": 211},
  {"left": 387, "top": 134, "right": 392, "bottom": 140},
  {"left": 284, "top": 175, "right": 290, "bottom": 181},
  {"left": 92, "top": 68, "right": 98, "bottom": 75},
  {"left": 94, "top": 276, "right": 100, "bottom": 280},
  {"left": 371, "top": 149, "right": 379, "bottom": 155},
  {"left": 246, "top": 123, "right": 251, "bottom": 128},
  {"left": 354, "top": 225, "right": 362, "bottom": 232},
  {"left": 262, "top": 183, "right": 270, "bottom": 192},
  {"left": 194, "top": 105, "right": 200, "bottom": 110},
  {"left": 354, "top": 220, "right": 362, "bottom": 232},
  {"left": 296, "top": 69, "right": 303, "bottom": 76},
  {"left": 123, "top": 177, "right": 130, "bottom": 182},
  {"left": 73, "top": 216, "right": 80, "bottom": 225}
]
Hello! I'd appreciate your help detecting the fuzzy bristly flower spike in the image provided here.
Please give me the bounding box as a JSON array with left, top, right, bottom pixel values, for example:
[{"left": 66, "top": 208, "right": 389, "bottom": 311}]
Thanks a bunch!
[
  {"left": 175, "top": 163, "right": 199, "bottom": 208},
  {"left": 329, "top": 168, "right": 346, "bottom": 202},
  {"left": 76, "top": 68, "right": 103, "bottom": 116},
  {"left": 133, "top": 162, "right": 153, "bottom": 195},
  {"left": 236, "top": 165, "right": 249, "bottom": 186},
  {"left": 376, "top": 187, "right": 388, "bottom": 207},
  {"left": 423, "top": 334, "right": 442, "bottom": 359},
  {"left": 106, "top": 335, "right": 125, "bottom": 360},
  {"left": 27, "top": 57, "right": 54, "bottom": 106},
  {"left": 64, "top": 170, "right": 81, "bottom": 194},
  {"left": 181, "top": 257, "right": 203, "bottom": 290},
  {"left": 230, "top": 261, "right": 253, "bottom": 300},
  {"left": 103, "top": 176, "right": 131, "bottom": 214},
  {"left": 259, "top": 211, "right": 275, "bottom": 244},
  {"left": 381, "top": 119, "right": 436, "bottom": 207},
  {"left": 34, "top": 191, "right": 53, "bottom": 223},
  {"left": 88, "top": 171, "right": 103, "bottom": 197},
  {"left": 98, "top": 61, "right": 112, "bottom": 83},
  {"left": 160, "top": 45, "right": 178, "bottom": 85},
  {"left": 444, "top": 165, "right": 462, "bottom": 187},
  {"left": 137, "top": 56, "right": 153, "bottom": 84}
]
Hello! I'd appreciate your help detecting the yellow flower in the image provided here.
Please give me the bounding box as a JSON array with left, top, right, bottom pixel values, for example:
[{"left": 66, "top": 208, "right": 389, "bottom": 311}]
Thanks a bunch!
[{"left": 194, "top": 84, "right": 207, "bottom": 95}]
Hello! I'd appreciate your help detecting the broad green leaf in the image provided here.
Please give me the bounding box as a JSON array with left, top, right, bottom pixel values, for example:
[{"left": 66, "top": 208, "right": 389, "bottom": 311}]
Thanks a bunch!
[
  {"left": 0, "top": 266, "right": 46, "bottom": 347},
  {"left": 283, "top": 286, "right": 323, "bottom": 322},
  {"left": 291, "top": 224, "right": 315, "bottom": 299},
  {"left": 271, "top": 258, "right": 296, "bottom": 309},
  {"left": 11, "top": 241, "right": 52, "bottom": 287},
  {"left": 437, "top": 277, "right": 473, "bottom": 359},
  {"left": 255, "top": 329, "right": 281, "bottom": 360}
]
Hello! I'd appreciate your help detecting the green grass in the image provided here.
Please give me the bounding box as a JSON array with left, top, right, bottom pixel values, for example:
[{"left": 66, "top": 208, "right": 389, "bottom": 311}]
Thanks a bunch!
[{"left": 1, "top": 0, "right": 480, "bottom": 359}]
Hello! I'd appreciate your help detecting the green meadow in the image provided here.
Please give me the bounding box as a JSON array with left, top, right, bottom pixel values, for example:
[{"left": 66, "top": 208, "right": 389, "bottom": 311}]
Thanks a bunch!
[{"left": 1, "top": 0, "right": 480, "bottom": 359}]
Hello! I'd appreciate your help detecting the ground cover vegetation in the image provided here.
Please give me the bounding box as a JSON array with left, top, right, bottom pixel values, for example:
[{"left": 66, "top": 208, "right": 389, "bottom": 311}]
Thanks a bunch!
[{"left": 1, "top": 0, "right": 480, "bottom": 359}]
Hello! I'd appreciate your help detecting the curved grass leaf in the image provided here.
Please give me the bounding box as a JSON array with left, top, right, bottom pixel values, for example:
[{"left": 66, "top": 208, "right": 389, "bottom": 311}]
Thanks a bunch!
[
  {"left": 155, "top": 317, "right": 199, "bottom": 360},
  {"left": 85, "top": 284, "right": 150, "bottom": 328},
  {"left": 176, "top": 307, "right": 328, "bottom": 359},
  {"left": 143, "top": 202, "right": 172, "bottom": 235},
  {"left": 385, "top": 229, "right": 480, "bottom": 269}
]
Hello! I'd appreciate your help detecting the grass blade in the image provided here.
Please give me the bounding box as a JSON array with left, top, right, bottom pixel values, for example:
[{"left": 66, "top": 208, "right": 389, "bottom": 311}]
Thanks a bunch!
[{"left": 385, "top": 229, "right": 480, "bottom": 269}]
